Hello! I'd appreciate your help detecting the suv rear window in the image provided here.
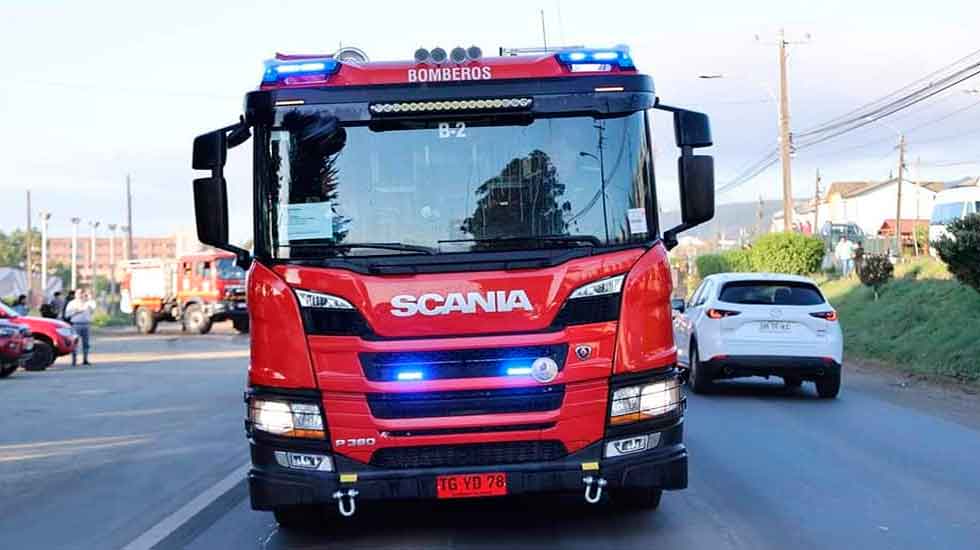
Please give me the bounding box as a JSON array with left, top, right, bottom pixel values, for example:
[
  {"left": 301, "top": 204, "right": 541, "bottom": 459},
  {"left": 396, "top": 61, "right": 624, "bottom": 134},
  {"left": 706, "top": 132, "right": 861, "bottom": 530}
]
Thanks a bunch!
[{"left": 719, "top": 281, "right": 825, "bottom": 306}]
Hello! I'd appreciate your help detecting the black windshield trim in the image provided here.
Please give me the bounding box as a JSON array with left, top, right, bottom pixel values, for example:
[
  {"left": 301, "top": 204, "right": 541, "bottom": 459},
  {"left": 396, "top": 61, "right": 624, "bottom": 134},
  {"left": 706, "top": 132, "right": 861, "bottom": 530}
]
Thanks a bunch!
[{"left": 263, "top": 242, "right": 652, "bottom": 276}]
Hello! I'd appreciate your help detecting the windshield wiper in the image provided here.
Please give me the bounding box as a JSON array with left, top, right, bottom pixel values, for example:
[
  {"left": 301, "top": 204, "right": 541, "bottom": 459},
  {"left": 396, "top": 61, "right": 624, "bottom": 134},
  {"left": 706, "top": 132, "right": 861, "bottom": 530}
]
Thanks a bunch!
[
  {"left": 438, "top": 234, "right": 602, "bottom": 247},
  {"left": 287, "top": 242, "right": 438, "bottom": 255}
]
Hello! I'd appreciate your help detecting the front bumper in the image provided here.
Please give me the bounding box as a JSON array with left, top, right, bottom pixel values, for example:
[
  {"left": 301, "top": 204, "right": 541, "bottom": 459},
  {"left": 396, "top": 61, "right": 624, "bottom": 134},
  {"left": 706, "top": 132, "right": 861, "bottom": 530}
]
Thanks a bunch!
[
  {"left": 701, "top": 355, "right": 841, "bottom": 380},
  {"left": 248, "top": 419, "right": 686, "bottom": 510},
  {"left": 208, "top": 301, "right": 248, "bottom": 322}
]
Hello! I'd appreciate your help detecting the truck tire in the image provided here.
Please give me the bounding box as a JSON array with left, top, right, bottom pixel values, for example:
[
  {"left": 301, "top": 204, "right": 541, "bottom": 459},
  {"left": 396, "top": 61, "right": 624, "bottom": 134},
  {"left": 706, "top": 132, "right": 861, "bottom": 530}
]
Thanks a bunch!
[
  {"left": 184, "top": 304, "right": 212, "bottom": 335},
  {"left": 0, "top": 363, "right": 17, "bottom": 378},
  {"left": 232, "top": 318, "right": 249, "bottom": 334},
  {"left": 26, "top": 340, "right": 55, "bottom": 371},
  {"left": 815, "top": 371, "right": 841, "bottom": 399},
  {"left": 135, "top": 308, "right": 158, "bottom": 335},
  {"left": 273, "top": 505, "right": 324, "bottom": 530},
  {"left": 615, "top": 488, "right": 663, "bottom": 510},
  {"left": 687, "top": 343, "right": 713, "bottom": 394}
]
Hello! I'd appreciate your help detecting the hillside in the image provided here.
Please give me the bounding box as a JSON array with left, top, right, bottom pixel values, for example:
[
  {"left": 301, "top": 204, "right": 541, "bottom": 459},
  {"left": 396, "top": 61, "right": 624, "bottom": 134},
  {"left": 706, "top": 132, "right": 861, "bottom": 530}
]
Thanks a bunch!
[{"left": 821, "top": 259, "right": 980, "bottom": 382}]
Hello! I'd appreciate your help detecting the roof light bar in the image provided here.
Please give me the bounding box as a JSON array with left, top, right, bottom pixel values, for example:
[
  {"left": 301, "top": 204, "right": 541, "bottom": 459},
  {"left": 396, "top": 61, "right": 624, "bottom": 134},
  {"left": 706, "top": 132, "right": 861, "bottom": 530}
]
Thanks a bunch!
[
  {"left": 555, "top": 46, "right": 635, "bottom": 70},
  {"left": 262, "top": 57, "right": 340, "bottom": 85},
  {"left": 369, "top": 97, "right": 533, "bottom": 115}
]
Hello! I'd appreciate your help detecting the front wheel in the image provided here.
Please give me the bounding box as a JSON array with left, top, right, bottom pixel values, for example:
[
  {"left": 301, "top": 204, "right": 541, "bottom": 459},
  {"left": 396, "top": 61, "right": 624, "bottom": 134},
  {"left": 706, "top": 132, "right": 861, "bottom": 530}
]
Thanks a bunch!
[
  {"left": 183, "top": 305, "right": 213, "bottom": 335},
  {"left": 26, "top": 340, "right": 54, "bottom": 371},
  {"left": 687, "top": 343, "right": 713, "bottom": 394},
  {"left": 0, "top": 363, "right": 17, "bottom": 379},
  {"left": 815, "top": 371, "right": 841, "bottom": 399},
  {"left": 135, "top": 308, "right": 158, "bottom": 334},
  {"left": 273, "top": 505, "right": 325, "bottom": 531},
  {"left": 614, "top": 488, "right": 663, "bottom": 510},
  {"left": 232, "top": 318, "right": 249, "bottom": 334}
]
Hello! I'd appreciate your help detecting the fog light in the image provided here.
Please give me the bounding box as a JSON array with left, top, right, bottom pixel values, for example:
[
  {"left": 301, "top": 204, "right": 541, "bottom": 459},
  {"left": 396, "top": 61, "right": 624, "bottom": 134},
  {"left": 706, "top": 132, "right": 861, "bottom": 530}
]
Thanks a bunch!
[
  {"left": 604, "top": 433, "right": 661, "bottom": 458},
  {"left": 274, "top": 451, "right": 334, "bottom": 471}
]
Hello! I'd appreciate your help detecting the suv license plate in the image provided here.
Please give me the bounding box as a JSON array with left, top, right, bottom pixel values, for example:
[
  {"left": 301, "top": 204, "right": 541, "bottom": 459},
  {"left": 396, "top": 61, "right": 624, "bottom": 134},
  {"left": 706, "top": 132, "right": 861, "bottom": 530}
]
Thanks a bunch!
[
  {"left": 759, "top": 321, "right": 792, "bottom": 333},
  {"left": 436, "top": 473, "right": 507, "bottom": 499}
]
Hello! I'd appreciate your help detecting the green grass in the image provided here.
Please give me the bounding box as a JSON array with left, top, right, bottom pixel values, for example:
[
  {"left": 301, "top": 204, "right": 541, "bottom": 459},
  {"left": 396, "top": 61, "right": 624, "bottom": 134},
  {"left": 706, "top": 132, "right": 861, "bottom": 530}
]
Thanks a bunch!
[{"left": 821, "top": 259, "right": 980, "bottom": 382}]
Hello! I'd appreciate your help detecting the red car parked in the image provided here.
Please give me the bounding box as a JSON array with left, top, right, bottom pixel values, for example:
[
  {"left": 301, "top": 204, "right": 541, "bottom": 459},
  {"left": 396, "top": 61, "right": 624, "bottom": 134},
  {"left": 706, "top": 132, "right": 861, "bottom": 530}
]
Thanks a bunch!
[
  {"left": 0, "top": 319, "right": 33, "bottom": 378},
  {"left": 0, "top": 302, "right": 77, "bottom": 370}
]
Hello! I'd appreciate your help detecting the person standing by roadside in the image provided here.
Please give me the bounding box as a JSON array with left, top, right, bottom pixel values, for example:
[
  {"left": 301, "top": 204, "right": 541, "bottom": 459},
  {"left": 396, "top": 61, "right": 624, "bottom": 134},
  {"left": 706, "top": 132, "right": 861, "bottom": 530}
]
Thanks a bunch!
[
  {"left": 61, "top": 290, "right": 75, "bottom": 321},
  {"left": 65, "top": 289, "right": 96, "bottom": 366},
  {"left": 12, "top": 294, "right": 29, "bottom": 316},
  {"left": 835, "top": 236, "right": 856, "bottom": 278}
]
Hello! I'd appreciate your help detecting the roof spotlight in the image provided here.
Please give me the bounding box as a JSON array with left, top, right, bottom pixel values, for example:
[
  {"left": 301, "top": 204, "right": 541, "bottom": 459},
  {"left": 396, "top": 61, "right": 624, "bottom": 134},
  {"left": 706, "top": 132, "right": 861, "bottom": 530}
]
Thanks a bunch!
[
  {"left": 430, "top": 47, "right": 447, "bottom": 63},
  {"left": 450, "top": 46, "right": 467, "bottom": 63},
  {"left": 466, "top": 45, "right": 483, "bottom": 60},
  {"left": 414, "top": 48, "right": 431, "bottom": 63}
]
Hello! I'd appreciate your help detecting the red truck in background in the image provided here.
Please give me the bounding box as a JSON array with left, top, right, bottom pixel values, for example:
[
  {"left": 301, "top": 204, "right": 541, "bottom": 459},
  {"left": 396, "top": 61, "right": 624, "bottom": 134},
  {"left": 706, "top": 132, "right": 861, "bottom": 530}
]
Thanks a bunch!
[
  {"left": 120, "top": 251, "right": 249, "bottom": 334},
  {"left": 191, "top": 44, "right": 714, "bottom": 530},
  {"left": 0, "top": 319, "right": 33, "bottom": 378},
  {"left": 0, "top": 301, "right": 76, "bottom": 370}
]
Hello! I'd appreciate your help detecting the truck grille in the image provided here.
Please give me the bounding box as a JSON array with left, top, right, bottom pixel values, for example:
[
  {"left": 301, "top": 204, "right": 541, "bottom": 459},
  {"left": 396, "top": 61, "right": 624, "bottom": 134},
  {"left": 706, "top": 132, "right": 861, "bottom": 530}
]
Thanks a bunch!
[
  {"left": 370, "top": 441, "right": 567, "bottom": 469},
  {"left": 367, "top": 385, "right": 564, "bottom": 419},
  {"left": 360, "top": 345, "right": 567, "bottom": 381}
]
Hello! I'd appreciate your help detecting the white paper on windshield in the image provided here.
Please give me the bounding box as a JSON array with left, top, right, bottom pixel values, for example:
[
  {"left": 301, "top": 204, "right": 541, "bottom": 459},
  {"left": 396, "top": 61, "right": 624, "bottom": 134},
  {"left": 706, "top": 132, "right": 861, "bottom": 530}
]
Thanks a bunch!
[
  {"left": 287, "top": 202, "right": 334, "bottom": 240},
  {"left": 627, "top": 208, "right": 648, "bottom": 234}
]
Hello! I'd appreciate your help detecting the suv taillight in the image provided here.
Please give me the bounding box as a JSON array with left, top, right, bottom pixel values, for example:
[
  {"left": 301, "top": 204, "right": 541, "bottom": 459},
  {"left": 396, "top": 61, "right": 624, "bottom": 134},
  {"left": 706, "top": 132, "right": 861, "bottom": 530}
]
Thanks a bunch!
[
  {"left": 810, "top": 311, "right": 838, "bottom": 321},
  {"left": 707, "top": 308, "right": 740, "bottom": 319}
]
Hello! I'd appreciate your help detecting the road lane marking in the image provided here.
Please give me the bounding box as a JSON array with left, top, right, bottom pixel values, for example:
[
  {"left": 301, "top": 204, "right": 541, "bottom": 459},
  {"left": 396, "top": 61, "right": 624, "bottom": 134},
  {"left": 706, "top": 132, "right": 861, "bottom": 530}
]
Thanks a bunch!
[
  {"left": 121, "top": 462, "right": 250, "bottom": 550},
  {"left": 0, "top": 436, "right": 150, "bottom": 462}
]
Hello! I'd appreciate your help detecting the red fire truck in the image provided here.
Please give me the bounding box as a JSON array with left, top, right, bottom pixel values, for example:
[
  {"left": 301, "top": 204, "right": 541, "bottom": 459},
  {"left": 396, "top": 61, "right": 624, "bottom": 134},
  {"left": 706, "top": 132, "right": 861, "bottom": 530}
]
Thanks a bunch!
[
  {"left": 120, "top": 251, "right": 248, "bottom": 334},
  {"left": 192, "top": 44, "right": 714, "bottom": 529}
]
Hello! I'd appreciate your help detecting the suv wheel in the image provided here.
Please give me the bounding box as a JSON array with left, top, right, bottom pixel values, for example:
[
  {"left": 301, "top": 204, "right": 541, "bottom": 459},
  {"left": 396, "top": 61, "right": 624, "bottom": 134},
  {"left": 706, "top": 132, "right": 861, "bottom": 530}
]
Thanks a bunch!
[
  {"left": 26, "top": 340, "right": 55, "bottom": 371},
  {"left": 816, "top": 371, "right": 841, "bottom": 399},
  {"left": 0, "top": 363, "right": 17, "bottom": 378},
  {"left": 232, "top": 318, "right": 249, "bottom": 334},
  {"left": 687, "top": 344, "right": 713, "bottom": 394}
]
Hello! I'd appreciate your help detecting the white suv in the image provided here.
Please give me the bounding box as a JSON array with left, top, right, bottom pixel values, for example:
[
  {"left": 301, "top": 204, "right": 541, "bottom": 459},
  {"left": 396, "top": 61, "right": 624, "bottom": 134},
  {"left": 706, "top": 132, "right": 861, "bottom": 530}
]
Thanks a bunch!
[{"left": 672, "top": 273, "right": 843, "bottom": 398}]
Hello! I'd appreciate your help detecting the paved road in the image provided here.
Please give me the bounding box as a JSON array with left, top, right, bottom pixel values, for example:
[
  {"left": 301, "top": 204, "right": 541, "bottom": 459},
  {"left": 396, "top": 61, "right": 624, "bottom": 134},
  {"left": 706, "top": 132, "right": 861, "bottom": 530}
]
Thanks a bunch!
[{"left": 1, "top": 329, "right": 978, "bottom": 549}]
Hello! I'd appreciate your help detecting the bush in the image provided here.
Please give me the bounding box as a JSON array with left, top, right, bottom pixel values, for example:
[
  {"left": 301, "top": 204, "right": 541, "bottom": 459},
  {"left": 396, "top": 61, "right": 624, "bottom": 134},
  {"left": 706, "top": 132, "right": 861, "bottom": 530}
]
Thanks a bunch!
[
  {"left": 858, "top": 254, "right": 894, "bottom": 299},
  {"left": 934, "top": 214, "right": 980, "bottom": 293},
  {"left": 695, "top": 249, "right": 754, "bottom": 278},
  {"left": 750, "top": 233, "right": 825, "bottom": 275}
]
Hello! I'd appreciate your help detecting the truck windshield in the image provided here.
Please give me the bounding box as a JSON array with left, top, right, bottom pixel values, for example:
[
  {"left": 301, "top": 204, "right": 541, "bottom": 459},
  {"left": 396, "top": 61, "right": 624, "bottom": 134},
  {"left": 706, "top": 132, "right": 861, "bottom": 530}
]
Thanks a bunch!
[
  {"left": 260, "top": 109, "right": 653, "bottom": 258},
  {"left": 216, "top": 258, "right": 245, "bottom": 280}
]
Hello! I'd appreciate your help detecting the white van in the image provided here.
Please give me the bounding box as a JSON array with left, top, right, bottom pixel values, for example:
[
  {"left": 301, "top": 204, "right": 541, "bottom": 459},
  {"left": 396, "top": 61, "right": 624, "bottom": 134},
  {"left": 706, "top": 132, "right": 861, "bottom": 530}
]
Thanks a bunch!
[{"left": 929, "top": 185, "right": 980, "bottom": 247}]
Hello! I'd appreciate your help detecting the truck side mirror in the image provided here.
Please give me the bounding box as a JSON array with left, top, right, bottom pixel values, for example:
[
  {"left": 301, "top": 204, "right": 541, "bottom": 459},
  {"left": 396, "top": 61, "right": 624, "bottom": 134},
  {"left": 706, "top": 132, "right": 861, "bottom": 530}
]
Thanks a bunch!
[
  {"left": 192, "top": 129, "right": 227, "bottom": 171},
  {"left": 678, "top": 155, "right": 715, "bottom": 228},
  {"left": 192, "top": 122, "right": 252, "bottom": 268},
  {"left": 656, "top": 104, "right": 716, "bottom": 250}
]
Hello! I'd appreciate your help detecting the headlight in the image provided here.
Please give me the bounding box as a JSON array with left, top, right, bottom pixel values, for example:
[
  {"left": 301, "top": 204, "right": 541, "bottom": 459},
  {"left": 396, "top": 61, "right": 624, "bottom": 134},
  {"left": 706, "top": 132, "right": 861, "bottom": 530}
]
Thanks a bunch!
[
  {"left": 296, "top": 289, "right": 354, "bottom": 310},
  {"left": 568, "top": 275, "right": 625, "bottom": 299},
  {"left": 248, "top": 398, "right": 325, "bottom": 439},
  {"left": 56, "top": 327, "right": 76, "bottom": 337},
  {"left": 0, "top": 328, "right": 16, "bottom": 337},
  {"left": 609, "top": 377, "right": 683, "bottom": 425}
]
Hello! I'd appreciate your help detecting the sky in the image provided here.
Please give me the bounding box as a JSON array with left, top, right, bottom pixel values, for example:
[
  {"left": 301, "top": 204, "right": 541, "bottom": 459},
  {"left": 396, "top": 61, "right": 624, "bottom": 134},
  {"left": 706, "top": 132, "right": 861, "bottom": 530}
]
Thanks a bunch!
[{"left": 1, "top": 0, "right": 978, "bottom": 242}]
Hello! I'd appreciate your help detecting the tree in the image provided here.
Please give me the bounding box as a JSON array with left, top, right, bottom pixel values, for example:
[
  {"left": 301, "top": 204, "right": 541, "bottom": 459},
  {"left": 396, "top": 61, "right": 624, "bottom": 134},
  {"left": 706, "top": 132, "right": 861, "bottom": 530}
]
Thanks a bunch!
[
  {"left": 934, "top": 213, "right": 980, "bottom": 293},
  {"left": 750, "top": 233, "right": 825, "bottom": 275},
  {"left": 0, "top": 228, "right": 41, "bottom": 267},
  {"left": 858, "top": 254, "right": 894, "bottom": 300}
]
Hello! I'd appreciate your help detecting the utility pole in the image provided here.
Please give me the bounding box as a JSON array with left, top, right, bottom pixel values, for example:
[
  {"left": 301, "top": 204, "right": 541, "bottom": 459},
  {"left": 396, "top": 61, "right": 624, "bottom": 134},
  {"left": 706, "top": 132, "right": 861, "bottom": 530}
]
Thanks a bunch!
[
  {"left": 89, "top": 221, "right": 100, "bottom": 289},
  {"left": 108, "top": 223, "right": 118, "bottom": 297},
  {"left": 757, "top": 196, "right": 765, "bottom": 236},
  {"left": 540, "top": 9, "right": 548, "bottom": 50},
  {"left": 121, "top": 226, "right": 131, "bottom": 261},
  {"left": 40, "top": 211, "right": 51, "bottom": 296},
  {"left": 26, "top": 190, "right": 33, "bottom": 303},
  {"left": 70, "top": 217, "right": 81, "bottom": 290},
  {"left": 894, "top": 134, "right": 906, "bottom": 259},
  {"left": 126, "top": 174, "right": 134, "bottom": 260},
  {"left": 777, "top": 28, "right": 794, "bottom": 232},
  {"left": 813, "top": 169, "right": 821, "bottom": 234},
  {"left": 913, "top": 156, "right": 921, "bottom": 256}
]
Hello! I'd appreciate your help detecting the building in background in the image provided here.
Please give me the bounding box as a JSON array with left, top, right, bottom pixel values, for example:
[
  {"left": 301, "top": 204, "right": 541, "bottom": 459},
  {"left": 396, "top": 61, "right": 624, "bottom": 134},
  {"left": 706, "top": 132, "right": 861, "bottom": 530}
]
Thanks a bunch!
[
  {"left": 46, "top": 236, "right": 177, "bottom": 285},
  {"left": 817, "top": 178, "right": 944, "bottom": 236}
]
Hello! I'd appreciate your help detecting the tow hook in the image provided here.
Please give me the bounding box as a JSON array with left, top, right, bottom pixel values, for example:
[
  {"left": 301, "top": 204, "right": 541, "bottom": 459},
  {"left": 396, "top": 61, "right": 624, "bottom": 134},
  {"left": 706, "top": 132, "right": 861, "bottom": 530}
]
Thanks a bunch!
[
  {"left": 582, "top": 476, "right": 607, "bottom": 504},
  {"left": 332, "top": 488, "right": 359, "bottom": 517}
]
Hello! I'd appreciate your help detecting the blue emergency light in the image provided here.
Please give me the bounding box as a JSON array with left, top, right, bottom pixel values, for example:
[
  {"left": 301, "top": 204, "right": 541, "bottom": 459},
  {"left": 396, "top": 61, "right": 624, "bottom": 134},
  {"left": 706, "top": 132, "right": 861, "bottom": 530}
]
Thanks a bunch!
[
  {"left": 555, "top": 46, "right": 635, "bottom": 70},
  {"left": 262, "top": 58, "right": 341, "bottom": 84}
]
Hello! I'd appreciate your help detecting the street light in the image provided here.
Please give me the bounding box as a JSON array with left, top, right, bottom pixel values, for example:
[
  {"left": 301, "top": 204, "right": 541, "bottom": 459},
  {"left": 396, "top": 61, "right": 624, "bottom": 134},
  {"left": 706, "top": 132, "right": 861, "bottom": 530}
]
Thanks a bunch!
[
  {"left": 107, "top": 223, "right": 118, "bottom": 299},
  {"left": 40, "top": 211, "right": 51, "bottom": 296},
  {"left": 88, "top": 220, "right": 100, "bottom": 289},
  {"left": 70, "top": 217, "right": 81, "bottom": 290}
]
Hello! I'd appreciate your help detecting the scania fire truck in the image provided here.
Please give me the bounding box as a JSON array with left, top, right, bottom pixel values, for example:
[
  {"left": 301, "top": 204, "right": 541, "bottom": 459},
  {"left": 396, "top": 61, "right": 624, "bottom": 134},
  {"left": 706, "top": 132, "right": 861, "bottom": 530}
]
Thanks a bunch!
[{"left": 192, "top": 44, "right": 715, "bottom": 529}]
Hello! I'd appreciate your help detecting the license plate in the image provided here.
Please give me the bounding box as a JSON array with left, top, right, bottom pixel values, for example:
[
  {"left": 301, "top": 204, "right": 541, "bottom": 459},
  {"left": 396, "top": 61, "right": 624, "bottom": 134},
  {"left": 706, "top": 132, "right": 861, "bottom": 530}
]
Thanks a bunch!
[
  {"left": 759, "top": 321, "right": 792, "bottom": 333},
  {"left": 436, "top": 473, "right": 507, "bottom": 499}
]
